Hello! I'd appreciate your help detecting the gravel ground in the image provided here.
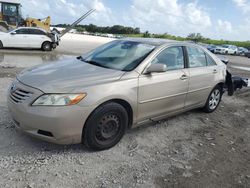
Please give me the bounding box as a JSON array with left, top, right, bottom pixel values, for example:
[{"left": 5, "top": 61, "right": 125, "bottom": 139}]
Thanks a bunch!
[{"left": 0, "top": 39, "right": 250, "bottom": 188}]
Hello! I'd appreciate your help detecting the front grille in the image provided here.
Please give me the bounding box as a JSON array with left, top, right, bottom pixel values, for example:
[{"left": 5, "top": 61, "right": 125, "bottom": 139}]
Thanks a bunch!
[{"left": 10, "top": 89, "right": 33, "bottom": 104}]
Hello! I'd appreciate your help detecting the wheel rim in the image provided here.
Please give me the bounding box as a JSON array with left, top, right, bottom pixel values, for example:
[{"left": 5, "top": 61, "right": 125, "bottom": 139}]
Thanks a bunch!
[
  {"left": 209, "top": 89, "right": 221, "bottom": 110},
  {"left": 95, "top": 113, "right": 121, "bottom": 143},
  {"left": 44, "top": 44, "right": 50, "bottom": 50}
]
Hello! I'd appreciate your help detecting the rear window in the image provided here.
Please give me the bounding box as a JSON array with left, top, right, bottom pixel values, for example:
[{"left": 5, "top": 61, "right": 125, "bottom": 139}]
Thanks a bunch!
[
  {"left": 29, "top": 29, "right": 46, "bottom": 35},
  {"left": 205, "top": 54, "right": 217, "bottom": 66}
]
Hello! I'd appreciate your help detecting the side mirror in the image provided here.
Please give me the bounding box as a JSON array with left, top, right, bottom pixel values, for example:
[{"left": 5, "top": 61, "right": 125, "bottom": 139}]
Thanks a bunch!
[
  {"left": 10, "top": 32, "right": 16, "bottom": 35},
  {"left": 146, "top": 63, "right": 167, "bottom": 73}
]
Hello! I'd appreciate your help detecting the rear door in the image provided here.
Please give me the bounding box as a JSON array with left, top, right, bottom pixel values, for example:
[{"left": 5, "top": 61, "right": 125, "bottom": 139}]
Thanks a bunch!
[
  {"left": 138, "top": 46, "right": 189, "bottom": 122},
  {"left": 29, "top": 29, "right": 48, "bottom": 48},
  {"left": 185, "top": 46, "right": 218, "bottom": 108}
]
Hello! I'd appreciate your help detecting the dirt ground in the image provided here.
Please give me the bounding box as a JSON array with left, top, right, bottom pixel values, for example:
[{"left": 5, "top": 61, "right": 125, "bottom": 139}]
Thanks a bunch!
[{"left": 0, "top": 39, "right": 250, "bottom": 188}]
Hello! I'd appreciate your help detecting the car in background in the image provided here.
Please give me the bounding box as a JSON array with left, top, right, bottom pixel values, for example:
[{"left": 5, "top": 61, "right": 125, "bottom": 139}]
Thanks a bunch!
[
  {"left": 8, "top": 39, "right": 227, "bottom": 150},
  {"left": 213, "top": 46, "right": 226, "bottom": 54},
  {"left": 237, "top": 47, "right": 249, "bottom": 56},
  {"left": 0, "top": 27, "right": 59, "bottom": 51},
  {"left": 245, "top": 51, "right": 250, "bottom": 58},
  {"left": 207, "top": 44, "right": 217, "bottom": 53},
  {"left": 220, "top": 45, "right": 238, "bottom": 55}
]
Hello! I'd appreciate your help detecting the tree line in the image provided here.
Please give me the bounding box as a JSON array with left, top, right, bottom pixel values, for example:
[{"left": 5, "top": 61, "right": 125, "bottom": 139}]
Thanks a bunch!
[
  {"left": 54, "top": 24, "right": 140, "bottom": 35},
  {"left": 53, "top": 24, "right": 250, "bottom": 48},
  {"left": 145, "top": 32, "right": 250, "bottom": 48}
]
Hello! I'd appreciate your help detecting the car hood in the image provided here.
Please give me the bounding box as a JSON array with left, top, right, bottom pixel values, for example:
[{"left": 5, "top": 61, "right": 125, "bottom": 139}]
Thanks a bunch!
[
  {"left": 216, "top": 47, "right": 225, "bottom": 50},
  {"left": 17, "top": 58, "right": 125, "bottom": 93}
]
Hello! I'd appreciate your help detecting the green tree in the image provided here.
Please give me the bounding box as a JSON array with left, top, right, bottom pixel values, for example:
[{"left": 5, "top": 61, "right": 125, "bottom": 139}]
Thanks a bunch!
[
  {"left": 143, "top": 31, "right": 151, "bottom": 38},
  {"left": 187, "top": 33, "right": 204, "bottom": 43}
]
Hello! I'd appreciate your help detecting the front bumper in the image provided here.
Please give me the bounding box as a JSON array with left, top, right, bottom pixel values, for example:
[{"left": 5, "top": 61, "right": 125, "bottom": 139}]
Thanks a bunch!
[
  {"left": 215, "top": 49, "right": 225, "bottom": 54},
  {"left": 7, "top": 80, "right": 94, "bottom": 145}
]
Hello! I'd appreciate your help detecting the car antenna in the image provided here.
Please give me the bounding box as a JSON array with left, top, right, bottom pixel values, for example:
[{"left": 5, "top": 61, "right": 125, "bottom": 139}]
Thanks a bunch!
[{"left": 60, "top": 9, "right": 96, "bottom": 37}]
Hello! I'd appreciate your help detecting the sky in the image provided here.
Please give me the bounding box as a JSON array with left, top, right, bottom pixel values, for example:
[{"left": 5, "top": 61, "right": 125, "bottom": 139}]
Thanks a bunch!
[{"left": 19, "top": 0, "right": 250, "bottom": 41}]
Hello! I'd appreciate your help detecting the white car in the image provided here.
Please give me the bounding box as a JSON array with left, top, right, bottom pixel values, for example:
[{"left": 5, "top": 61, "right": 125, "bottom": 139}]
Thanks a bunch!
[
  {"left": 214, "top": 46, "right": 225, "bottom": 54},
  {"left": 0, "top": 27, "right": 59, "bottom": 51},
  {"left": 219, "top": 45, "right": 238, "bottom": 55}
]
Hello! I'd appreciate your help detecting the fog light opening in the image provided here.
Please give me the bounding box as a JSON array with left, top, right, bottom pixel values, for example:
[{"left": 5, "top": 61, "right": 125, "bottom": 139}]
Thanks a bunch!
[{"left": 37, "top": 130, "right": 54, "bottom": 137}]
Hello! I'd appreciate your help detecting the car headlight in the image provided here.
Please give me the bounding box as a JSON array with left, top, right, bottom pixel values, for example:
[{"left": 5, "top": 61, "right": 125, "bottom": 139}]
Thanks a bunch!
[{"left": 32, "top": 94, "right": 87, "bottom": 106}]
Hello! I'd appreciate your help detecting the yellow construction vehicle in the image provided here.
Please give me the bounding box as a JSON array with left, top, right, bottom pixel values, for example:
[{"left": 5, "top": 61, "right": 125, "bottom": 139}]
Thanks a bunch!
[{"left": 0, "top": 0, "right": 51, "bottom": 32}]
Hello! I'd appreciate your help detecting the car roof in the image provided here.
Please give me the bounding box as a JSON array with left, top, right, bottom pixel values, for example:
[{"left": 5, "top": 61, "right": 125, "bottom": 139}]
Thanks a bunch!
[
  {"left": 0, "top": 0, "right": 21, "bottom": 4},
  {"left": 120, "top": 37, "right": 204, "bottom": 49},
  {"left": 122, "top": 37, "right": 179, "bottom": 47}
]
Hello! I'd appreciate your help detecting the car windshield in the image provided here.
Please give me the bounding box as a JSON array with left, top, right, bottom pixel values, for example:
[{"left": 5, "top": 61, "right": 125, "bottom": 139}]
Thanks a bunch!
[
  {"left": 80, "top": 40, "right": 155, "bottom": 71},
  {"left": 222, "top": 45, "right": 229, "bottom": 48}
]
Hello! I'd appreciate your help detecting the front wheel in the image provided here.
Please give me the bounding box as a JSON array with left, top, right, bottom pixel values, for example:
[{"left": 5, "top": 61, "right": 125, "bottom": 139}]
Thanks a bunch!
[
  {"left": 83, "top": 102, "right": 128, "bottom": 150},
  {"left": 42, "top": 42, "right": 52, "bottom": 51},
  {"left": 203, "top": 86, "right": 222, "bottom": 113}
]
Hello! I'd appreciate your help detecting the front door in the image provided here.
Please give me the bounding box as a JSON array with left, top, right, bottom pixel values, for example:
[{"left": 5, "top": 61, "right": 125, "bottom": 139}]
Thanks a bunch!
[
  {"left": 8, "top": 28, "right": 30, "bottom": 48},
  {"left": 138, "top": 46, "right": 189, "bottom": 122}
]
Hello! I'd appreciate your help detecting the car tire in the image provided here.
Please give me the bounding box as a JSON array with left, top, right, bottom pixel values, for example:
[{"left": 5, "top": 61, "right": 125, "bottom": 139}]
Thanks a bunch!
[
  {"left": 203, "top": 85, "right": 223, "bottom": 113},
  {"left": 42, "top": 42, "right": 52, "bottom": 51},
  {"left": 83, "top": 102, "right": 128, "bottom": 150}
]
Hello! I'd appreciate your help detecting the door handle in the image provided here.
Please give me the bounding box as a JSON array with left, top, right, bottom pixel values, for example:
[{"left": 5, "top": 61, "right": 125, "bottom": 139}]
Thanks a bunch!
[
  {"left": 213, "top": 69, "right": 218, "bottom": 74},
  {"left": 180, "top": 74, "right": 188, "bottom": 80}
]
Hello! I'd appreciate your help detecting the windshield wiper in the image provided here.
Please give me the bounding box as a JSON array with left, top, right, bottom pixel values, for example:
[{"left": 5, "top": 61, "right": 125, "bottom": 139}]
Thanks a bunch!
[
  {"left": 76, "top": 56, "right": 111, "bottom": 69},
  {"left": 84, "top": 59, "right": 110, "bottom": 69}
]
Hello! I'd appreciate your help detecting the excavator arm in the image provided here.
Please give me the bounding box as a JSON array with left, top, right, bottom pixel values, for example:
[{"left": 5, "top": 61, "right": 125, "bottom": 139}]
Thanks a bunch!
[{"left": 25, "top": 17, "right": 51, "bottom": 32}]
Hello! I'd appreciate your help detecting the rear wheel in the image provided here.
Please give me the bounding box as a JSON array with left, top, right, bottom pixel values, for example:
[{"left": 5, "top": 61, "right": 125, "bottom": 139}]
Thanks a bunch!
[
  {"left": 203, "top": 85, "right": 222, "bottom": 113},
  {"left": 42, "top": 42, "right": 52, "bottom": 51},
  {"left": 83, "top": 102, "right": 128, "bottom": 150}
]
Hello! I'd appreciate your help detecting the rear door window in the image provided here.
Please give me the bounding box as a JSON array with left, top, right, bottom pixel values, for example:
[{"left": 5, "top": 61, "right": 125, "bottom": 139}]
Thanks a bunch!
[
  {"left": 205, "top": 54, "right": 217, "bottom": 66},
  {"left": 29, "top": 29, "right": 46, "bottom": 35},
  {"left": 186, "top": 47, "right": 207, "bottom": 68}
]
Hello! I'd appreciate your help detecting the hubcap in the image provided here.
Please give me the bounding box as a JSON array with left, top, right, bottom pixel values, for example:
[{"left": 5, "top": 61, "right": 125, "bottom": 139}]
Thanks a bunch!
[
  {"left": 209, "top": 89, "right": 221, "bottom": 110},
  {"left": 96, "top": 114, "right": 120, "bottom": 141},
  {"left": 44, "top": 44, "right": 50, "bottom": 50}
]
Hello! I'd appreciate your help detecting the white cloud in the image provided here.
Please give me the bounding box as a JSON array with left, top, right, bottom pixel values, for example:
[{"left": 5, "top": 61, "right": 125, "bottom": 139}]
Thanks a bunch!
[
  {"left": 213, "top": 19, "right": 236, "bottom": 40},
  {"left": 16, "top": 0, "right": 250, "bottom": 41},
  {"left": 19, "top": 0, "right": 114, "bottom": 25},
  {"left": 217, "top": 19, "right": 232, "bottom": 33},
  {"left": 231, "top": 0, "right": 250, "bottom": 40},
  {"left": 123, "top": 0, "right": 211, "bottom": 37},
  {"left": 184, "top": 3, "right": 211, "bottom": 27},
  {"left": 233, "top": 0, "right": 250, "bottom": 13}
]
